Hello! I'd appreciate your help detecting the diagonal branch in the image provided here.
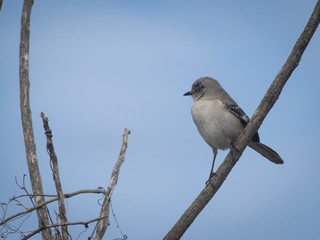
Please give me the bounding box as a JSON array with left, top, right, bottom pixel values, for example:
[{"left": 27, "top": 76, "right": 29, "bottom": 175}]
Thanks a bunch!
[
  {"left": 19, "top": 0, "right": 52, "bottom": 239},
  {"left": 93, "top": 128, "right": 131, "bottom": 240},
  {"left": 41, "top": 112, "right": 68, "bottom": 239},
  {"left": 163, "top": 1, "right": 320, "bottom": 239}
]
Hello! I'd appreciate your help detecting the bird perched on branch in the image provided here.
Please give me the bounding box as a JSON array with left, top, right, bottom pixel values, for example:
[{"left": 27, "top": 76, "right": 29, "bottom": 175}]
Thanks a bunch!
[{"left": 184, "top": 77, "right": 283, "bottom": 181}]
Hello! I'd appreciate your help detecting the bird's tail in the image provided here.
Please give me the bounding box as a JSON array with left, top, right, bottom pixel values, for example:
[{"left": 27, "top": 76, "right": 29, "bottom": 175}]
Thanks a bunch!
[{"left": 249, "top": 142, "right": 284, "bottom": 164}]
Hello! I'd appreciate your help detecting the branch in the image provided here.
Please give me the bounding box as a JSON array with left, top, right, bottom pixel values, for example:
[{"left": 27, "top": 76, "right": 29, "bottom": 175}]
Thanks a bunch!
[
  {"left": 93, "top": 128, "right": 131, "bottom": 240},
  {"left": 163, "top": 1, "right": 320, "bottom": 239},
  {"left": 41, "top": 112, "right": 69, "bottom": 239},
  {"left": 0, "top": 189, "right": 105, "bottom": 227},
  {"left": 21, "top": 216, "right": 108, "bottom": 240},
  {"left": 19, "top": 0, "right": 52, "bottom": 239}
]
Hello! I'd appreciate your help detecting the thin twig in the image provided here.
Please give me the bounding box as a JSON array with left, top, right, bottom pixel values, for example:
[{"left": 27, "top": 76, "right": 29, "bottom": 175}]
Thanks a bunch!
[
  {"left": 0, "top": 189, "right": 105, "bottom": 226},
  {"left": 21, "top": 216, "right": 108, "bottom": 240},
  {"left": 163, "top": 1, "right": 320, "bottom": 239},
  {"left": 92, "top": 128, "right": 131, "bottom": 240},
  {"left": 15, "top": 175, "right": 36, "bottom": 211},
  {"left": 110, "top": 200, "right": 126, "bottom": 239}
]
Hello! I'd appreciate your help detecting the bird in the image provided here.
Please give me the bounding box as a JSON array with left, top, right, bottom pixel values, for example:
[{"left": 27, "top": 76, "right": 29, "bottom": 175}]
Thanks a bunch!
[{"left": 184, "top": 77, "right": 284, "bottom": 181}]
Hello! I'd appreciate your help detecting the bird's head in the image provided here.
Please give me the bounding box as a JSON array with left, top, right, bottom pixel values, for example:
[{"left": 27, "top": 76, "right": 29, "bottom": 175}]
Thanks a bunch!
[{"left": 184, "top": 77, "right": 221, "bottom": 100}]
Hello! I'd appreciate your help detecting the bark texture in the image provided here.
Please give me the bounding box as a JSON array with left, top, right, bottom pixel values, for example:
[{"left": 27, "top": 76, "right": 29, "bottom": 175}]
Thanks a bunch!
[{"left": 19, "top": 0, "right": 52, "bottom": 239}]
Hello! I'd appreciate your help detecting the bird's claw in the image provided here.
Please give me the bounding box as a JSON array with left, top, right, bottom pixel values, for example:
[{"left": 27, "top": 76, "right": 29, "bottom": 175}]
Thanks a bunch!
[{"left": 205, "top": 172, "right": 216, "bottom": 186}]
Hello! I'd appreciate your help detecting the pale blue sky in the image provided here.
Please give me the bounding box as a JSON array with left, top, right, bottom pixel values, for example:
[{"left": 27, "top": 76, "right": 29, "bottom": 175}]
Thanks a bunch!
[{"left": 1, "top": 1, "right": 320, "bottom": 239}]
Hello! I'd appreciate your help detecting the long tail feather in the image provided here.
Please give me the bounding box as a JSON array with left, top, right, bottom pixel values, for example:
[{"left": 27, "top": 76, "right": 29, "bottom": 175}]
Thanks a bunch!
[{"left": 249, "top": 142, "right": 284, "bottom": 164}]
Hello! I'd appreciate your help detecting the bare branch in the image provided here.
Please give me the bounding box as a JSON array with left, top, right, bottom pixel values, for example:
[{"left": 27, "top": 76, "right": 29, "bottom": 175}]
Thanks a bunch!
[
  {"left": 0, "top": 0, "right": 3, "bottom": 12},
  {"left": 0, "top": 189, "right": 105, "bottom": 227},
  {"left": 93, "top": 128, "right": 131, "bottom": 240},
  {"left": 3, "top": 187, "right": 105, "bottom": 202},
  {"left": 19, "top": 0, "right": 52, "bottom": 238},
  {"left": 41, "top": 112, "right": 69, "bottom": 239},
  {"left": 15, "top": 175, "right": 37, "bottom": 213},
  {"left": 163, "top": 1, "right": 320, "bottom": 239},
  {"left": 21, "top": 216, "right": 108, "bottom": 240}
]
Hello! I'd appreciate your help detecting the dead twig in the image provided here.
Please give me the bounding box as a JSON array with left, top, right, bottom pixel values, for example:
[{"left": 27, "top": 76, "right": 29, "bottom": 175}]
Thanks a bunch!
[
  {"left": 92, "top": 128, "right": 131, "bottom": 240},
  {"left": 41, "top": 112, "right": 69, "bottom": 239},
  {"left": 0, "top": 189, "right": 105, "bottom": 227},
  {"left": 21, "top": 216, "right": 108, "bottom": 240}
]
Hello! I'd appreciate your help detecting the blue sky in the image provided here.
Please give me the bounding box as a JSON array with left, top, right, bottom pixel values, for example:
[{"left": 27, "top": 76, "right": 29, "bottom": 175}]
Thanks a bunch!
[{"left": 1, "top": 1, "right": 320, "bottom": 239}]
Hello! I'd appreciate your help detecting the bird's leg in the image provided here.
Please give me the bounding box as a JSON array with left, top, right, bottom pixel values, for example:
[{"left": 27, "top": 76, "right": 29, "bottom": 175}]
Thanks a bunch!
[
  {"left": 230, "top": 142, "right": 239, "bottom": 159},
  {"left": 209, "top": 154, "right": 216, "bottom": 178},
  {"left": 206, "top": 150, "right": 217, "bottom": 185}
]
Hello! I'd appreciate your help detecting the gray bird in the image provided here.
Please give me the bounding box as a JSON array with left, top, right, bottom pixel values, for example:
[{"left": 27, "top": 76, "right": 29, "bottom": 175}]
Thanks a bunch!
[{"left": 184, "top": 77, "right": 284, "bottom": 180}]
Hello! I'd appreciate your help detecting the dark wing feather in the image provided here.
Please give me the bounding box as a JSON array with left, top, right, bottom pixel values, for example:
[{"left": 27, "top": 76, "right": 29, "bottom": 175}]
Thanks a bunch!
[
  {"left": 226, "top": 104, "right": 250, "bottom": 125},
  {"left": 225, "top": 104, "right": 260, "bottom": 142}
]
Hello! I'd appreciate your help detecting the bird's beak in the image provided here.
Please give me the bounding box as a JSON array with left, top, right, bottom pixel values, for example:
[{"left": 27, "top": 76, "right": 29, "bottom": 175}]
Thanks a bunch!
[{"left": 183, "top": 91, "right": 192, "bottom": 96}]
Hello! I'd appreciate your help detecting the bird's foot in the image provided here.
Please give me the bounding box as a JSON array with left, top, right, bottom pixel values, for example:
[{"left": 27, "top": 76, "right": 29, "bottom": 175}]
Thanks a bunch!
[{"left": 205, "top": 172, "right": 216, "bottom": 186}]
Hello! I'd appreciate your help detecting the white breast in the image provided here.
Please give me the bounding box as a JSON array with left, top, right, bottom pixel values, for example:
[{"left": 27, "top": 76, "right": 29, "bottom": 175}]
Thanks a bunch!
[{"left": 191, "top": 99, "right": 243, "bottom": 150}]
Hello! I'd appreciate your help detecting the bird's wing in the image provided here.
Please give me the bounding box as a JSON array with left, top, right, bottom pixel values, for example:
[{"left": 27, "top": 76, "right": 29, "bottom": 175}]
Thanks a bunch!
[
  {"left": 224, "top": 103, "right": 260, "bottom": 142},
  {"left": 226, "top": 104, "right": 250, "bottom": 125}
]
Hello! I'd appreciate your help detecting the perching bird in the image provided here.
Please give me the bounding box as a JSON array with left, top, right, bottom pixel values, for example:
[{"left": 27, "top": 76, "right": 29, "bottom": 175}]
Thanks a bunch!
[{"left": 184, "top": 77, "right": 283, "bottom": 180}]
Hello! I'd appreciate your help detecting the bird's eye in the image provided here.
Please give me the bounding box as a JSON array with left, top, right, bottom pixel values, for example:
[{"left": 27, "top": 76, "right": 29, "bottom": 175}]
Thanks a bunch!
[{"left": 194, "top": 82, "right": 204, "bottom": 92}]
